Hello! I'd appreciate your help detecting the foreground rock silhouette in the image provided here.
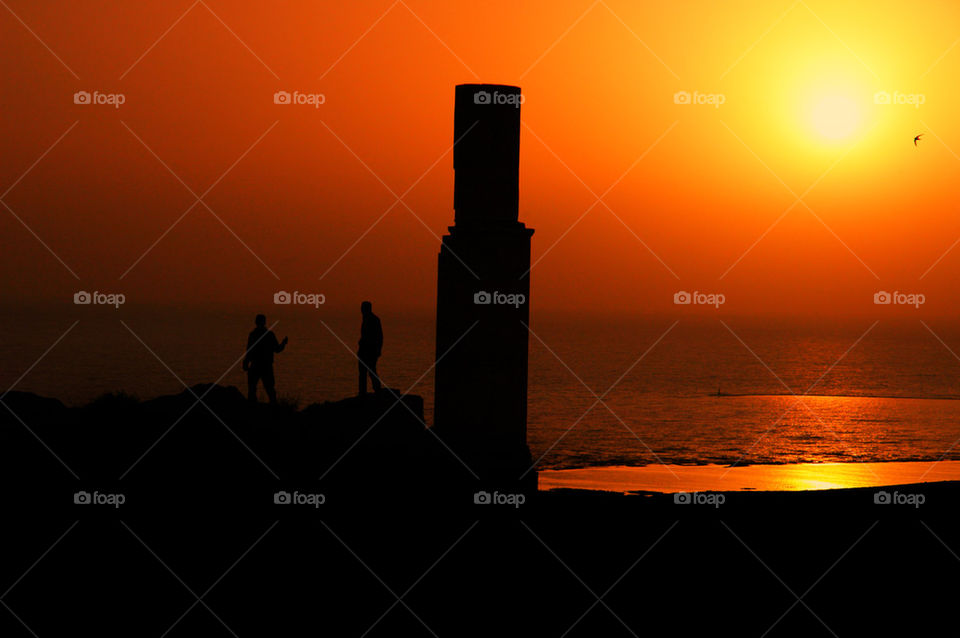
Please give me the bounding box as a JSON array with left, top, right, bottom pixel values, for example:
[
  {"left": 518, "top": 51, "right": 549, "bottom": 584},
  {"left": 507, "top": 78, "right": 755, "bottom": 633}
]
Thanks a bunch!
[
  {"left": 0, "top": 385, "right": 499, "bottom": 512},
  {"left": 2, "top": 386, "right": 960, "bottom": 635}
]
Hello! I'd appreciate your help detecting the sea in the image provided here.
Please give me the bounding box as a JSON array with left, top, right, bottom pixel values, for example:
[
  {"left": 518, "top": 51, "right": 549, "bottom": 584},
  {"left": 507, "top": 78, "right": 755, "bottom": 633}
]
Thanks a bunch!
[{"left": 3, "top": 305, "right": 960, "bottom": 471}]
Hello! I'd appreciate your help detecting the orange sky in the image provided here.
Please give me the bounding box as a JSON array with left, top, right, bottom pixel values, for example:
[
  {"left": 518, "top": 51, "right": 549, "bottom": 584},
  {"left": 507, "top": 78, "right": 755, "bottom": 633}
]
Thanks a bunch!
[{"left": 2, "top": 0, "right": 960, "bottom": 317}]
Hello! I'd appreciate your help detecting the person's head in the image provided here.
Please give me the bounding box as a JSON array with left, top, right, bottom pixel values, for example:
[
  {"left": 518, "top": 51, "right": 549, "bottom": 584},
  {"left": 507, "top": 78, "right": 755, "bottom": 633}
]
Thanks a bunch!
[
  {"left": 361, "top": 301, "right": 372, "bottom": 315},
  {"left": 255, "top": 314, "right": 266, "bottom": 327}
]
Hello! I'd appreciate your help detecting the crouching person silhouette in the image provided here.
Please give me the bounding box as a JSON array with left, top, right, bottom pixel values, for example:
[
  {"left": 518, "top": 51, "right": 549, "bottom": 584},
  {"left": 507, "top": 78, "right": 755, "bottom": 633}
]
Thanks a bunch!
[
  {"left": 243, "top": 314, "right": 288, "bottom": 405},
  {"left": 358, "top": 301, "right": 383, "bottom": 395}
]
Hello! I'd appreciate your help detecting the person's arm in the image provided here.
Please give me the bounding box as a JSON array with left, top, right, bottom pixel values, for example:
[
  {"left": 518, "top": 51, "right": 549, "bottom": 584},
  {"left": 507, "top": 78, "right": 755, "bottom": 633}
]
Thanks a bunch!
[
  {"left": 375, "top": 320, "right": 383, "bottom": 355},
  {"left": 275, "top": 333, "right": 288, "bottom": 353},
  {"left": 242, "top": 335, "right": 253, "bottom": 370}
]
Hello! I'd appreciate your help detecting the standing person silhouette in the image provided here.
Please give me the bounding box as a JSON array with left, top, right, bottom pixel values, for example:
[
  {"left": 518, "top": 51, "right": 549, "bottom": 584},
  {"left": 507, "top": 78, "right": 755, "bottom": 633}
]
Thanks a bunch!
[
  {"left": 243, "top": 314, "right": 288, "bottom": 405},
  {"left": 358, "top": 301, "right": 383, "bottom": 395}
]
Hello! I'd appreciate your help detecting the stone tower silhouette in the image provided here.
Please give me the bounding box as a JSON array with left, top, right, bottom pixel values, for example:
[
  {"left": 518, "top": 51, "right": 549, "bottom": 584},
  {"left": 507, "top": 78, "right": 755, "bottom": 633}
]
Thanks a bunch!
[{"left": 434, "top": 84, "right": 535, "bottom": 486}]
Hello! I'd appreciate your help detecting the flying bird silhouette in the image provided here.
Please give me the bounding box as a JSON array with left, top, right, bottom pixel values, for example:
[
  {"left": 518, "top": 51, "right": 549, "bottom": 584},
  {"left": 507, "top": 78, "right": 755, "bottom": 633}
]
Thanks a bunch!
[{"left": 914, "top": 133, "right": 923, "bottom": 146}]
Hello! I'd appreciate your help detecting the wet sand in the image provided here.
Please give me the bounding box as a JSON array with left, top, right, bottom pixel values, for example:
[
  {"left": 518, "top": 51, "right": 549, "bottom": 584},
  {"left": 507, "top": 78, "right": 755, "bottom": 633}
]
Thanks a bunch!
[{"left": 538, "top": 460, "right": 960, "bottom": 493}]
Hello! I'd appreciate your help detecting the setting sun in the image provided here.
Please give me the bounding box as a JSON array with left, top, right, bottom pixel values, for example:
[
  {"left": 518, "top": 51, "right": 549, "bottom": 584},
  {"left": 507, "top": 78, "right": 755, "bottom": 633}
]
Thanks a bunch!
[{"left": 811, "top": 94, "right": 861, "bottom": 139}]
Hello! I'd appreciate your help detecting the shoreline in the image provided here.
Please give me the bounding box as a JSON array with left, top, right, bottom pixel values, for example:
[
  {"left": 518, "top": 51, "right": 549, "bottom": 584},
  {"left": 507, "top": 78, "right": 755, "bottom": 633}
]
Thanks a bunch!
[{"left": 538, "top": 460, "right": 960, "bottom": 494}]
